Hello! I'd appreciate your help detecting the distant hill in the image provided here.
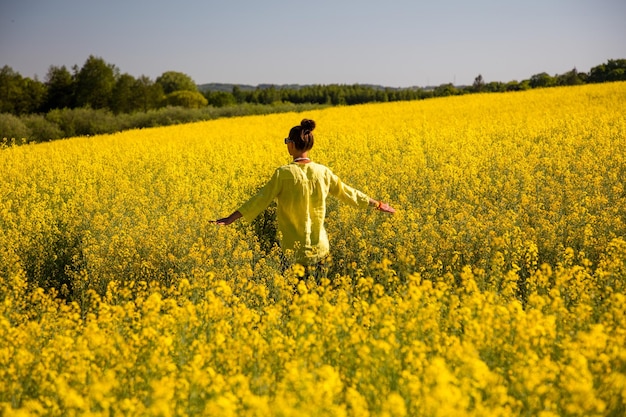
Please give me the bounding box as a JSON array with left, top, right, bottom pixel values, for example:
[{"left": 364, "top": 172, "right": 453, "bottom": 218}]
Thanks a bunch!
[
  {"left": 197, "top": 83, "right": 430, "bottom": 92},
  {"left": 197, "top": 83, "right": 256, "bottom": 92}
]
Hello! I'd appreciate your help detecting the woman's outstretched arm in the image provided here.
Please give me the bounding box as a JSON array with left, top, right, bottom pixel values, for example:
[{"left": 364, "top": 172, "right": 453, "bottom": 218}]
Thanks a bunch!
[
  {"left": 214, "top": 169, "right": 282, "bottom": 226},
  {"left": 213, "top": 211, "right": 243, "bottom": 226},
  {"left": 328, "top": 171, "right": 395, "bottom": 214}
]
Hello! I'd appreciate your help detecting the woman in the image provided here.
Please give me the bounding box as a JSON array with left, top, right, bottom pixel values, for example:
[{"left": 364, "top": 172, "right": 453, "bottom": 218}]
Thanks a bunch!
[{"left": 215, "top": 119, "right": 395, "bottom": 266}]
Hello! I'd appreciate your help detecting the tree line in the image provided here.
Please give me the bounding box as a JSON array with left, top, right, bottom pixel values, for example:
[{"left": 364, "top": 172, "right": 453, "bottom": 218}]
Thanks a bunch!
[{"left": 1, "top": 56, "right": 625, "bottom": 144}]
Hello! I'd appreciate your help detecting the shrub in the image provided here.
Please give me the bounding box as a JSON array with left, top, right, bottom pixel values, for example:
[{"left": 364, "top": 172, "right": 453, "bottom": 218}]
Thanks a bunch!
[
  {"left": 46, "top": 107, "right": 120, "bottom": 137},
  {"left": 0, "top": 113, "right": 31, "bottom": 142},
  {"left": 163, "top": 91, "right": 208, "bottom": 109},
  {"left": 21, "top": 114, "right": 63, "bottom": 143}
]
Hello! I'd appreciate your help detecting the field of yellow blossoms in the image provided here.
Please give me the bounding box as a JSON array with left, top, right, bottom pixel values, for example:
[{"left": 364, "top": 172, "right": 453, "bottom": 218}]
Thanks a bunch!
[{"left": 1, "top": 82, "right": 626, "bottom": 416}]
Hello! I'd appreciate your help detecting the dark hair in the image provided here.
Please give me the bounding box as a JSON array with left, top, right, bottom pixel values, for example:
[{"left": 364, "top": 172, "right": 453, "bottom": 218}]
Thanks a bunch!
[{"left": 288, "top": 119, "right": 316, "bottom": 151}]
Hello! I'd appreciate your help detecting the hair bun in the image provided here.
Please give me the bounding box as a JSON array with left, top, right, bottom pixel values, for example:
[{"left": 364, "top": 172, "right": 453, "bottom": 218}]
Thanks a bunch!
[{"left": 300, "top": 119, "right": 316, "bottom": 131}]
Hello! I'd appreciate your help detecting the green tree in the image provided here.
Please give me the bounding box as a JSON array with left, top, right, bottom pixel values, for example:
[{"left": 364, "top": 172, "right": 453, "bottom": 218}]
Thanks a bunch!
[
  {"left": 111, "top": 73, "right": 137, "bottom": 114},
  {"left": 131, "top": 76, "right": 164, "bottom": 112},
  {"left": 206, "top": 91, "right": 236, "bottom": 107},
  {"left": 529, "top": 72, "right": 556, "bottom": 88},
  {"left": 232, "top": 86, "right": 247, "bottom": 104},
  {"left": 155, "top": 71, "right": 197, "bottom": 94},
  {"left": 556, "top": 68, "right": 584, "bottom": 86},
  {"left": 257, "top": 86, "right": 282, "bottom": 104},
  {"left": 164, "top": 90, "right": 208, "bottom": 108},
  {"left": 327, "top": 85, "right": 346, "bottom": 105},
  {"left": 588, "top": 59, "right": 626, "bottom": 83},
  {"left": 434, "top": 83, "right": 458, "bottom": 97},
  {"left": 43, "top": 65, "right": 75, "bottom": 111},
  {"left": 0, "top": 66, "right": 45, "bottom": 115},
  {"left": 505, "top": 81, "right": 521, "bottom": 91},
  {"left": 19, "top": 77, "right": 47, "bottom": 114},
  {"left": 485, "top": 81, "right": 506, "bottom": 92},
  {"left": 0, "top": 66, "right": 23, "bottom": 114},
  {"left": 75, "top": 55, "right": 117, "bottom": 109},
  {"left": 472, "top": 74, "right": 485, "bottom": 92}
]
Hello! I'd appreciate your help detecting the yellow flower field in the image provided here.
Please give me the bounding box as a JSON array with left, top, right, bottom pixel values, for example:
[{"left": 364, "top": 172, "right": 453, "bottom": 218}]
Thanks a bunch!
[{"left": 1, "top": 82, "right": 625, "bottom": 416}]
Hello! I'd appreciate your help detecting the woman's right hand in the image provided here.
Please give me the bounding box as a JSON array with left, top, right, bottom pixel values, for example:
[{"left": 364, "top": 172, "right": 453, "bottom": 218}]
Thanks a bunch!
[{"left": 213, "top": 211, "right": 243, "bottom": 225}]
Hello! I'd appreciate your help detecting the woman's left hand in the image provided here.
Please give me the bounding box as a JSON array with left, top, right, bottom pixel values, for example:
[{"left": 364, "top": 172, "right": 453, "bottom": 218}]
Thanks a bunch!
[{"left": 377, "top": 202, "right": 396, "bottom": 214}]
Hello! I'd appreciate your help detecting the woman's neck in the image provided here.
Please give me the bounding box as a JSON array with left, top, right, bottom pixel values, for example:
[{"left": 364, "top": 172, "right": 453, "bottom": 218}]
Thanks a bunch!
[{"left": 292, "top": 152, "right": 310, "bottom": 162}]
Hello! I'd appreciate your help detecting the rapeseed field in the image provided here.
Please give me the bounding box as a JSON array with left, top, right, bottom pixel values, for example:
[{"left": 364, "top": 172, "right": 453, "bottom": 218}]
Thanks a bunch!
[{"left": 1, "top": 83, "right": 625, "bottom": 416}]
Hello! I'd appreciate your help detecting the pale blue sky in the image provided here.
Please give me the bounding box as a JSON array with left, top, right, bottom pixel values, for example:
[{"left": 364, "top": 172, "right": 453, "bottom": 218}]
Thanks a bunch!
[{"left": 1, "top": 0, "right": 625, "bottom": 87}]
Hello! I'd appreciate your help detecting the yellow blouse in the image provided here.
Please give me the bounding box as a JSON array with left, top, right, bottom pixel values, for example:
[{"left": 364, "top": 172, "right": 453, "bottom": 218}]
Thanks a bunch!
[{"left": 238, "top": 162, "right": 371, "bottom": 265}]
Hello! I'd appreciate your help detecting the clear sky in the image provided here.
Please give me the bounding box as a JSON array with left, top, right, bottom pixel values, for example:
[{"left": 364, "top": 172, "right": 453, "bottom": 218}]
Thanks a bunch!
[{"left": 1, "top": 0, "right": 625, "bottom": 88}]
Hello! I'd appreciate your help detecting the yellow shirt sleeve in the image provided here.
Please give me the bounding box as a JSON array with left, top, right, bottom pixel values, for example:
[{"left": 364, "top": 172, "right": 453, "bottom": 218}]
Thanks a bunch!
[
  {"left": 238, "top": 169, "right": 282, "bottom": 222},
  {"left": 328, "top": 171, "right": 371, "bottom": 209}
]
